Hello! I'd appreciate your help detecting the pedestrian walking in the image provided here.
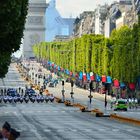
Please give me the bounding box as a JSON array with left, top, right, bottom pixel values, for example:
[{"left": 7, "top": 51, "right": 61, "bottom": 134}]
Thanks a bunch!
[
  {"left": 1, "top": 89, "right": 3, "bottom": 95},
  {"left": 21, "top": 89, "right": 24, "bottom": 95},
  {"left": 18, "top": 87, "right": 21, "bottom": 93},
  {"left": 39, "top": 88, "right": 43, "bottom": 95},
  {"left": 134, "top": 98, "right": 138, "bottom": 109},
  {"left": 4, "top": 89, "right": 6, "bottom": 94},
  {"left": 128, "top": 98, "right": 132, "bottom": 109},
  {"left": 110, "top": 96, "right": 116, "bottom": 109}
]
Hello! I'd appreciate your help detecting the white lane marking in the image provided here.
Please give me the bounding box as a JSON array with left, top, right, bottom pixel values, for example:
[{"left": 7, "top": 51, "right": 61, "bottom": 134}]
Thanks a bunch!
[
  {"left": 53, "top": 110, "right": 58, "bottom": 112},
  {"left": 44, "top": 129, "right": 51, "bottom": 132},
  {"left": 112, "top": 129, "right": 119, "bottom": 132},
  {"left": 83, "top": 129, "right": 93, "bottom": 132},
  {"left": 13, "top": 111, "right": 18, "bottom": 115},
  {"left": 71, "top": 129, "right": 78, "bottom": 132},
  {"left": 98, "top": 128, "right": 106, "bottom": 132},
  {"left": 5, "top": 111, "right": 9, "bottom": 113}
]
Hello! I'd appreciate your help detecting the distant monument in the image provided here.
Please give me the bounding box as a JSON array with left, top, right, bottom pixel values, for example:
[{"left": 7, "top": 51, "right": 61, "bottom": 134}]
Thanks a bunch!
[{"left": 22, "top": 0, "right": 48, "bottom": 58}]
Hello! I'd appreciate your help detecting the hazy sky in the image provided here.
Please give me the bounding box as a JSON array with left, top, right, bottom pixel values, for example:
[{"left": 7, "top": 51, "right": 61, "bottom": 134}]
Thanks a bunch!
[{"left": 46, "top": 0, "right": 118, "bottom": 18}]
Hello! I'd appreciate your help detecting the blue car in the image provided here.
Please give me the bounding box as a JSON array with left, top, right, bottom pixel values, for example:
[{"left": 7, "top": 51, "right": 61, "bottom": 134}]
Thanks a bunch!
[
  {"left": 7, "top": 88, "right": 19, "bottom": 97},
  {"left": 25, "top": 88, "right": 36, "bottom": 97}
]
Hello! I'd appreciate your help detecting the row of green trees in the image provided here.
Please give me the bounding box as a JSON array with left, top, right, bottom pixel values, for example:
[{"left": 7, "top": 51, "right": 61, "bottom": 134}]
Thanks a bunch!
[
  {"left": 0, "top": 0, "right": 28, "bottom": 78},
  {"left": 33, "top": 16, "right": 140, "bottom": 83}
]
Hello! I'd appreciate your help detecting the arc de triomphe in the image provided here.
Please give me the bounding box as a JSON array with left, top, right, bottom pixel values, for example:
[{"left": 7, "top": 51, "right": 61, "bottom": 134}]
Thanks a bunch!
[{"left": 22, "top": 0, "right": 48, "bottom": 58}]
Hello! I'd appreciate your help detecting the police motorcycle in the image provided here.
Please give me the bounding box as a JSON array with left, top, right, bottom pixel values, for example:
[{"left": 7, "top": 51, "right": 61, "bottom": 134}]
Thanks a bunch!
[
  {"left": 40, "top": 95, "right": 44, "bottom": 103},
  {"left": 19, "top": 96, "right": 24, "bottom": 103},
  {"left": 3, "top": 95, "right": 8, "bottom": 103},
  {"left": 13, "top": 96, "right": 18, "bottom": 103},
  {"left": 8, "top": 96, "right": 13, "bottom": 103},
  {"left": 24, "top": 95, "right": 29, "bottom": 103},
  {"left": 36, "top": 95, "right": 41, "bottom": 103},
  {"left": 30, "top": 95, "right": 36, "bottom": 103},
  {"left": 45, "top": 95, "right": 49, "bottom": 103},
  {"left": 17, "top": 94, "right": 21, "bottom": 102},
  {"left": 49, "top": 94, "right": 54, "bottom": 102}
]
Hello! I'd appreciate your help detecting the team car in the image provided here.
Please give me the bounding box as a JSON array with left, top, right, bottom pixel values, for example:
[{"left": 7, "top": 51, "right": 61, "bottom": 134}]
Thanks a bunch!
[{"left": 114, "top": 99, "right": 128, "bottom": 111}]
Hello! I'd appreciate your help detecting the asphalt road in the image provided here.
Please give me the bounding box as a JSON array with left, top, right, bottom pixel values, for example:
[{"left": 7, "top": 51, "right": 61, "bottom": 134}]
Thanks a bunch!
[
  {"left": 0, "top": 64, "right": 27, "bottom": 89},
  {"left": 0, "top": 63, "right": 139, "bottom": 140},
  {"left": 0, "top": 102, "right": 140, "bottom": 140}
]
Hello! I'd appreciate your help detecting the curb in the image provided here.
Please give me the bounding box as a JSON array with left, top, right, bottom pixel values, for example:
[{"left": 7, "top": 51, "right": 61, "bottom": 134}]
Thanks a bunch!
[
  {"left": 64, "top": 100, "right": 73, "bottom": 106},
  {"left": 91, "top": 109, "right": 104, "bottom": 117},
  {"left": 55, "top": 97, "right": 63, "bottom": 103},
  {"left": 54, "top": 96, "right": 104, "bottom": 114},
  {"left": 110, "top": 113, "right": 140, "bottom": 126},
  {"left": 73, "top": 103, "right": 87, "bottom": 112},
  {"left": 54, "top": 96, "right": 139, "bottom": 123}
]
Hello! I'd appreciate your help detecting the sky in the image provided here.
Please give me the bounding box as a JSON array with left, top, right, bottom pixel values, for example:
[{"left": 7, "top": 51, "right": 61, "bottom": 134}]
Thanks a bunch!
[{"left": 46, "top": 0, "right": 118, "bottom": 18}]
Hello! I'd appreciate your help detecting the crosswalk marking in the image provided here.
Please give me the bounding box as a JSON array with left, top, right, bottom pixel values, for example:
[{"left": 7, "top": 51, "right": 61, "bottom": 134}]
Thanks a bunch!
[{"left": 0, "top": 110, "right": 77, "bottom": 115}]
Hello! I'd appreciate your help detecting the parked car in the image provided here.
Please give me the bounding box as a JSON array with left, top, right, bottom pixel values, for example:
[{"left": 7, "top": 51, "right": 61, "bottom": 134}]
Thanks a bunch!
[{"left": 114, "top": 99, "right": 128, "bottom": 111}]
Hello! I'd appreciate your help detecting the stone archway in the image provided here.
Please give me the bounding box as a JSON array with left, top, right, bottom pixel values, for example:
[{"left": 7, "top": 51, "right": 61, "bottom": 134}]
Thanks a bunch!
[{"left": 22, "top": 0, "right": 48, "bottom": 59}]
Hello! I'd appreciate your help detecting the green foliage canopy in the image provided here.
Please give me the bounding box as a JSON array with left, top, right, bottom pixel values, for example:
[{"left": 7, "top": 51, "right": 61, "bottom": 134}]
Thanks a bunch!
[
  {"left": 0, "top": 0, "right": 28, "bottom": 78},
  {"left": 33, "top": 16, "right": 140, "bottom": 83}
]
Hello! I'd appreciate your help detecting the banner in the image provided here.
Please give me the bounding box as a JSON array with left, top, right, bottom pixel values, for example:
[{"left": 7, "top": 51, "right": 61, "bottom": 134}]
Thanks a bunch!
[
  {"left": 90, "top": 72, "right": 93, "bottom": 76},
  {"left": 129, "top": 83, "right": 135, "bottom": 91},
  {"left": 86, "top": 73, "right": 90, "bottom": 81},
  {"left": 96, "top": 74, "right": 101, "bottom": 82},
  {"left": 114, "top": 79, "right": 119, "bottom": 87},
  {"left": 106, "top": 76, "right": 112, "bottom": 83},
  {"left": 90, "top": 72, "right": 94, "bottom": 81},
  {"left": 79, "top": 72, "right": 83, "bottom": 80},
  {"left": 57, "top": 66, "right": 60, "bottom": 71},
  {"left": 102, "top": 75, "right": 106, "bottom": 83},
  {"left": 83, "top": 73, "right": 87, "bottom": 81},
  {"left": 70, "top": 71, "right": 73, "bottom": 76},
  {"left": 120, "top": 82, "right": 126, "bottom": 88},
  {"left": 47, "top": 61, "right": 51, "bottom": 65}
]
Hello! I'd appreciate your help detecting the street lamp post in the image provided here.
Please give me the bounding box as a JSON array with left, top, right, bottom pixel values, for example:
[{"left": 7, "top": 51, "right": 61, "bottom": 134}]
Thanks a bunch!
[
  {"left": 105, "top": 90, "right": 107, "bottom": 110},
  {"left": 88, "top": 81, "right": 93, "bottom": 110},
  {"left": 70, "top": 80, "right": 74, "bottom": 103},
  {"left": 61, "top": 80, "right": 65, "bottom": 102}
]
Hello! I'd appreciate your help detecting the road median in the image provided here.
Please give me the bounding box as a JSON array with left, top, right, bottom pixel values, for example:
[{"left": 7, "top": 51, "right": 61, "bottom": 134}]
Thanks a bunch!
[
  {"left": 110, "top": 113, "right": 140, "bottom": 126},
  {"left": 91, "top": 109, "right": 104, "bottom": 117}
]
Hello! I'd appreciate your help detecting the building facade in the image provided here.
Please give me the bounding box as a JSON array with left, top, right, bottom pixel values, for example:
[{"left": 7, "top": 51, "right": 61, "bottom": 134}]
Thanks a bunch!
[
  {"left": 95, "top": 4, "right": 108, "bottom": 35},
  {"left": 45, "top": 0, "right": 75, "bottom": 42},
  {"left": 105, "top": 18, "right": 116, "bottom": 37},
  {"left": 73, "top": 11, "right": 95, "bottom": 37}
]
